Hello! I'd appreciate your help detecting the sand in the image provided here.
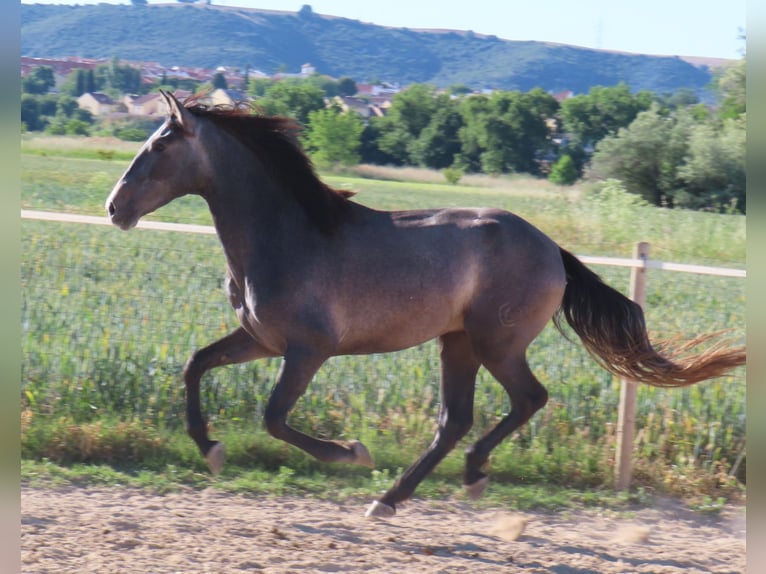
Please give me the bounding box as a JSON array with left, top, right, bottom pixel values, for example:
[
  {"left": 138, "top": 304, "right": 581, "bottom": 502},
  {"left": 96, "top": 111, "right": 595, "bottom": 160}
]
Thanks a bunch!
[{"left": 21, "top": 486, "right": 745, "bottom": 573}]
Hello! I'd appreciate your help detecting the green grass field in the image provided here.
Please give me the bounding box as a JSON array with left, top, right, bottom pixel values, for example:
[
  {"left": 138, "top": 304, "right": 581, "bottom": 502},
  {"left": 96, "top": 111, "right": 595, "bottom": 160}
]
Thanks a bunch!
[{"left": 21, "top": 135, "right": 746, "bottom": 509}]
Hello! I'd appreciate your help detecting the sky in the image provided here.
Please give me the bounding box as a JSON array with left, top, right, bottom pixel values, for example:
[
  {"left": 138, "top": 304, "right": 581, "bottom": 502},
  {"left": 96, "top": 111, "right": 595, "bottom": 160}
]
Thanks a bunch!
[{"left": 21, "top": 0, "right": 746, "bottom": 60}]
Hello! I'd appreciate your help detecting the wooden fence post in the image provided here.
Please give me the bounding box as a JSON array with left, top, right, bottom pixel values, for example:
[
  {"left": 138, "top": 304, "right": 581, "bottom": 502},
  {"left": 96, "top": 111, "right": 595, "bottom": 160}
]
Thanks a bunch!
[{"left": 614, "top": 241, "right": 650, "bottom": 491}]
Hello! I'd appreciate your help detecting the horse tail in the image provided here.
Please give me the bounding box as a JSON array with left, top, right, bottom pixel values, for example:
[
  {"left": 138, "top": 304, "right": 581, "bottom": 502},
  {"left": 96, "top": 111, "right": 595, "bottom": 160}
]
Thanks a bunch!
[{"left": 552, "top": 248, "right": 745, "bottom": 387}]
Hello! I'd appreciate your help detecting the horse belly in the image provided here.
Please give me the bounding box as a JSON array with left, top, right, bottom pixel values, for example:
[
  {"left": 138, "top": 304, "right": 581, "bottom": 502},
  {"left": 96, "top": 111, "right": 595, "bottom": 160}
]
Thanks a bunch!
[{"left": 334, "top": 276, "right": 474, "bottom": 355}]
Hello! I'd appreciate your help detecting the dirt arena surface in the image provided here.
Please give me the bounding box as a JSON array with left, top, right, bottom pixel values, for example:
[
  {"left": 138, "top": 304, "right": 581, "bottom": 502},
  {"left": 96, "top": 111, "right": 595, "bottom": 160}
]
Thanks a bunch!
[{"left": 22, "top": 486, "right": 745, "bottom": 573}]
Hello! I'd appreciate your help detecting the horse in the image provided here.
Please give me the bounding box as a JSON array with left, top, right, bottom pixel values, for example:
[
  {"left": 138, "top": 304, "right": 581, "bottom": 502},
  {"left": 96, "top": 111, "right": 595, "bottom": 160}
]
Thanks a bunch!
[{"left": 105, "top": 91, "right": 745, "bottom": 518}]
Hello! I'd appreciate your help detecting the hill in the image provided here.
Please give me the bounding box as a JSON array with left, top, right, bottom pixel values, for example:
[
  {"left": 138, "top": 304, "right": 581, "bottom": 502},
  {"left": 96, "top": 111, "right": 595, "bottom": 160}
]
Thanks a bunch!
[{"left": 21, "top": 3, "right": 720, "bottom": 95}]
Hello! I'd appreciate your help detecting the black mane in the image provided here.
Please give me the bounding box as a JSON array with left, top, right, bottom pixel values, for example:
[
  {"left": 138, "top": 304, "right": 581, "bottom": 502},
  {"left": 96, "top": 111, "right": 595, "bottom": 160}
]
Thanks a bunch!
[{"left": 183, "top": 98, "right": 352, "bottom": 234}]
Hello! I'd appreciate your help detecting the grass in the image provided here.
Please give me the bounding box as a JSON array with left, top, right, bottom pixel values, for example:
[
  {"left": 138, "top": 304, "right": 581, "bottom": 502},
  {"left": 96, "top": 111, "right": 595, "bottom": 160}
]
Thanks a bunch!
[
  {"left": 20, "top": 137, "right": 746, "bottom": 510},
  {"left": 21, "top": 457, "right": 651, "bottom": 513},
  {"left": 21, "top": 132, "right": 142, "bottom": 161}
]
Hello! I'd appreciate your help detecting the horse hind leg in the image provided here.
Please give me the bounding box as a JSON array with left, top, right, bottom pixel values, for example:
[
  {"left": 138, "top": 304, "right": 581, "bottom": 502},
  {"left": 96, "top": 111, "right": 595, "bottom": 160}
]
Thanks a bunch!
[
  {"left": 463, "top": 354, "right": 548, "bottom": 499},
  {"left": 366, "top": 331, "right": 480, "bottom": 518},
  {"left": 183, "top": 327, "right": 275, "bottom": 474}
]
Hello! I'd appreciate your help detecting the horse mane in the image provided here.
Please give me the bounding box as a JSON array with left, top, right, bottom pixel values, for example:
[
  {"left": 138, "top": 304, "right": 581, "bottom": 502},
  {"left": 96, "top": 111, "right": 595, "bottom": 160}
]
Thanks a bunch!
[{"left": 181, "top": 96, "right": 353, "bottom": 235}]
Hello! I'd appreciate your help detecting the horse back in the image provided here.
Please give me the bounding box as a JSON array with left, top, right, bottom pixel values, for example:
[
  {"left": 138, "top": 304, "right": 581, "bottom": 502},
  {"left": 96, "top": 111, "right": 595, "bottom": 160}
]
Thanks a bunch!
[{"left": 316, "top": 205, "right": 565, "bottom": 353}]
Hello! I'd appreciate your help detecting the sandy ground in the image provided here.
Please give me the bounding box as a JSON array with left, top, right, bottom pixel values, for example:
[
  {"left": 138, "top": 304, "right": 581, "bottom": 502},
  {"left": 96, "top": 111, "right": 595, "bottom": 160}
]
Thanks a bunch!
[{"left": 21, "top": 486, "right": 745, "bottom": 573}]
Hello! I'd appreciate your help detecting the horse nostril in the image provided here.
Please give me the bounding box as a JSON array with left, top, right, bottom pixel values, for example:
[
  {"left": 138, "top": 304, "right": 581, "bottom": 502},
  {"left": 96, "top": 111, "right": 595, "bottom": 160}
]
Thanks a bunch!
[{"left": 108, "top": 202, "right": 116, "bottom": 217}]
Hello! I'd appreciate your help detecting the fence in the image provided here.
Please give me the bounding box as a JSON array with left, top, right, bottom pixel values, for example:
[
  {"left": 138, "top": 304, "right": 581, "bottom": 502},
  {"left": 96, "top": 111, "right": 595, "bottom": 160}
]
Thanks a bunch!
[{"left": 21, "top": 209, "right": 747, "bottom": 489}]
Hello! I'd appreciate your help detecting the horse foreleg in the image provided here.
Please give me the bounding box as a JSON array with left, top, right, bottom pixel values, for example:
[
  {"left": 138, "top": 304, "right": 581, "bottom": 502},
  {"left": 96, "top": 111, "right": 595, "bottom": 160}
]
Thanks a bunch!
[
  {"left": 366, "top": 332, "right": 480, "bottom": 518},
  {"left": 463, "top": 355, "right": 548, "bottom": 499},
  {"left": 263, "top": 346, "right": 374, "bottom": 468},
  {"left": 183, "top": 327, "right": 275, "bottom": 474}
]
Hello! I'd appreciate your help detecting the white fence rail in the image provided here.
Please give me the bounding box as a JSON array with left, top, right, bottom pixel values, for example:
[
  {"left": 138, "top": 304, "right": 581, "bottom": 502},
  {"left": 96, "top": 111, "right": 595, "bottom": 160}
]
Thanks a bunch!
[{"left": 22, "top": 209, "right": 746, "bottom": 278}]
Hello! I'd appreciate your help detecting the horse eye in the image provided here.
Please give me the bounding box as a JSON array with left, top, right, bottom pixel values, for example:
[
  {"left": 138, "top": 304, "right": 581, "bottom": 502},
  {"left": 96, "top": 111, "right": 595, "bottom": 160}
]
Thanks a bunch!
[{"left": 154, "top": 140, "right": 166, "bottom": 152}]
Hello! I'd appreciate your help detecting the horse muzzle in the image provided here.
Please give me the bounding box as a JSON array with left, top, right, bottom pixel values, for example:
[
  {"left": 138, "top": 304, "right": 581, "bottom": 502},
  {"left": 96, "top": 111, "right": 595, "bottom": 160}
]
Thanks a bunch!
[{"left": 105, "top": 193, "right": 138, "bottom": 230}]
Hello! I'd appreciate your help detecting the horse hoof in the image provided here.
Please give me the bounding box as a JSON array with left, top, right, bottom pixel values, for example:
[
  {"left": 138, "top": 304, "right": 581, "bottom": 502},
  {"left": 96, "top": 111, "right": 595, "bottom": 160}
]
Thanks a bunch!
[
  {"left": 464, "top": 475, "right": 489, "bottom": 500},
  {"left": 205, "top": 442, "right": 225, "bottom": 475},
  {"left": 349, "top": 440, "right": 375, "bottom": 468},
  {"left": 365, "top": 500, "right": 395, "bottom": 519}
]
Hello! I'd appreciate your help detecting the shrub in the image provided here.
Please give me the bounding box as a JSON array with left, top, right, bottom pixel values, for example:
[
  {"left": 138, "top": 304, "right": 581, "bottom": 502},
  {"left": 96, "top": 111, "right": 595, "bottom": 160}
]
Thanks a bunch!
[
  {"left": 548, "top": 154, "right": 578, "bottom": 185},
  {"left": 442, "top": 166, "right": 463, "bottom": 185}
]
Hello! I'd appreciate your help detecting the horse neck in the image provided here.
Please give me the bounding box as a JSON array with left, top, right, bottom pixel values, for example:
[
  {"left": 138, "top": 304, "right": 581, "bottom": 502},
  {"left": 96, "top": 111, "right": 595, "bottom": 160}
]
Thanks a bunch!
[{"left": 199, "top": 134, "right": 312, "bottom": 271}]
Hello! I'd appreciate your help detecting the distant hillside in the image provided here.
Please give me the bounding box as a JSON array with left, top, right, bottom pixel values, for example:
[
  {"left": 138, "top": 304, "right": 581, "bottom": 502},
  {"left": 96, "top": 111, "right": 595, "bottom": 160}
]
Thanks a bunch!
[{"left": 21, "top": 3, "right": 722, "bottom": 95}]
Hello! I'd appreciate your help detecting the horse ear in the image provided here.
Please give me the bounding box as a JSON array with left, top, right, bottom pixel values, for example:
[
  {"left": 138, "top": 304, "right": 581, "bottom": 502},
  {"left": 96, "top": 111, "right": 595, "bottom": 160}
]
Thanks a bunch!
[{"left": 160, "top": 90, "right": 195, "bottom": 133}]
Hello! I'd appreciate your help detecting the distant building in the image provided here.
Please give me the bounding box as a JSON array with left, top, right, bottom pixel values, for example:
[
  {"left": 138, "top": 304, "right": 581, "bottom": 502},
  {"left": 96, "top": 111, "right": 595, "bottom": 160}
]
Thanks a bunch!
[
  {"left": 273, "top": 63, "right": 320, "bottom": 81},
  {"left": 77, "top": 92, "right": 116, "bottom": 116},
  {"left": 123, "top": 93, "right": 164, "bottom": 116},
  {"left": 331, "top": 96, "right": 387, "bottom": 118},
  {"left": 194, "top": 88, "right": 249, "bottom": 108}
]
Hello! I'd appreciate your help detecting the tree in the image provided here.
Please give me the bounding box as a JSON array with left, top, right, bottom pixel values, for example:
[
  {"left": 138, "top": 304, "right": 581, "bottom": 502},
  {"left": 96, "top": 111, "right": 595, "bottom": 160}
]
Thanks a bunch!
[
  {"left": 376, "top": 84, "right": 441, "bottom": 164},
  {"left": 454, "top": 93, "right": 491, "bottom": 172},
  {"left": 96, "top": 58, "right": 142, "bottom": 96},
  {"left": 60, "top": 68, "right": 98, "bottom": 97},
  {"left": 22, "top": 66, "right": 55, "bottom": 95},
  {"left": 560, "top": 83, "right": 653, "bottom": 149},
  {"left": 409, "top": 97, "right": 464, "bottom": 169},
  {"left": 675, "top": 116, "right": 745, "bottom": 212},
  {"left": 305, "top": 107, "right": 364, "bottom": 167},
  {"left": 588, "top": 105, "right": 692, "bottom": 207},
  {"left": 358, "top": 116, "right": 398, "bottom": 165},
  {"left": 248, "top": 78, "right": 274, "bottom": 98},
  {"left": 337, "top": 77, "right": 357, "bottom": 97},
  {"left": 212, "top": 72, "right": 228, "bottom": 90},
  {"left": 56, "top": 95, "right": 79, "bottom": 118},
  {"left": 242, "top": 66, "right": 250, "bottom": 92},
  {"left": 448, "top": 84, "right": 472, "bottom": 96},
  {"left": 256, "top": 80, "right": 325, "bottom": 125},
  {"left": 655, "top": 88, "right": 699, "bottom": 111},
  {"left": 456, "top": 89, "right": 557, "bottom": 175},
  {"left": 305, "top": 74, "right": 342, "bottom": 97},
  {"left": 21, "top": 94, "right": 43, "bottom": 131},
  {"left": 548, "top": 154, "right": 578, "bottom": 185},
  {"left": 713, "top": 58, "right": 746, "bottom": 120}
]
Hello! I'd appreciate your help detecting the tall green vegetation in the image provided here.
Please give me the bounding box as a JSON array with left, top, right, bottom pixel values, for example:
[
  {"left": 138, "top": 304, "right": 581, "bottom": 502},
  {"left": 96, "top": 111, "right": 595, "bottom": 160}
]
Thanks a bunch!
[
  {"left": 588, "top": 58, "right": 746, "bottom": 213},
  {"left": 60, "top": 68, "right": 97, "bottom": 97},
  {"left": 305, "top": 106, "right": 364, "bottom": 167},
  {"left": 548, "top": 154, "right": 578, "bottom": 185},
  {"left": 21, "top": 65, "right": 56, "bottom": 95},
  {"left": 251, "top": 79, "right": 326, "bottom": 125},
  {"left": 559, "top": 83, "right": 654, "bottom": 155},
  {"left": 21, "top": 92, "right": 94, "bottom": 135}
]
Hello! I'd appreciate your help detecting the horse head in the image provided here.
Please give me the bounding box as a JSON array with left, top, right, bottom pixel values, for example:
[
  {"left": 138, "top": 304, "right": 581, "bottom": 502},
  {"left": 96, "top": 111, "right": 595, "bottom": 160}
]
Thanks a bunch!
[{"left": 106, "top": 90, "right": 208, "bottom": 230}]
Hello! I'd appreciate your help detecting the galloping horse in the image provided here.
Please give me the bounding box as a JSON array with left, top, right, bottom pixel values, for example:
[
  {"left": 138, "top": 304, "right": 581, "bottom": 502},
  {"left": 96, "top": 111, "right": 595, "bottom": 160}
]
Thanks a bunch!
[{"left": 106, "top": 91, "right": 745, "bottom": 517}]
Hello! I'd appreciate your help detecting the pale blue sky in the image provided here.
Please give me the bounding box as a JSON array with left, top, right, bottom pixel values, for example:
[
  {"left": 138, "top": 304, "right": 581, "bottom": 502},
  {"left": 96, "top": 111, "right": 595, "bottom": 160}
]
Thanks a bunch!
[{"left": 22, "top": 0, "right": 746, "bottom": 59}]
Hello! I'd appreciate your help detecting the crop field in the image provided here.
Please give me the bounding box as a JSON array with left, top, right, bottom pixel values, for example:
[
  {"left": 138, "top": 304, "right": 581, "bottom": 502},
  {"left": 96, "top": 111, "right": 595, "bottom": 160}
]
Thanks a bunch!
[{"left": 21, "top": 136, "right": 745, "bottom": 501}]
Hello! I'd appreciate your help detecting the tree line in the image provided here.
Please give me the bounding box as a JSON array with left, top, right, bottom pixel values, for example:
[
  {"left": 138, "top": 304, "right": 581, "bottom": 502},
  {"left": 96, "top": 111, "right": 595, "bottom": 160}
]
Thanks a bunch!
[{"left": 21, "top": 56, "right": 745, "bottom": 213}]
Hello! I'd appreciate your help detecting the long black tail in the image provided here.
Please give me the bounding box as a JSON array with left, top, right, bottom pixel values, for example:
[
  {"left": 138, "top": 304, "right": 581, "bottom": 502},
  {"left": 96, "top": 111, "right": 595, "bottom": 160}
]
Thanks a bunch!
[{"left": 553, "top": 248, "right": 745, "bottom": 387}]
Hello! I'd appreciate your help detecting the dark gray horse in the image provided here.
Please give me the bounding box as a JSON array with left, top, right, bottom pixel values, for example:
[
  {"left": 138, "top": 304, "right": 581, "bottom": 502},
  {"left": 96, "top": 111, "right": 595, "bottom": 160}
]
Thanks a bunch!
[{"left": 106, "top": 91, "right": 745, "bottom": 518}]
